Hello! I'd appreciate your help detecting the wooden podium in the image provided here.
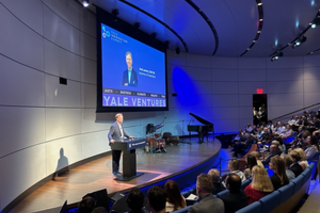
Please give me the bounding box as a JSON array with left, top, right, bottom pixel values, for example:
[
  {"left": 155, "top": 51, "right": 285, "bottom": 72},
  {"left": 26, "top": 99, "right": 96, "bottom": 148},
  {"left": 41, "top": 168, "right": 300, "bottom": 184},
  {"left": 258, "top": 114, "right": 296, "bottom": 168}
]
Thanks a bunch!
[{"left": 110, "top": 138, "right": 146, "bottom": 181}]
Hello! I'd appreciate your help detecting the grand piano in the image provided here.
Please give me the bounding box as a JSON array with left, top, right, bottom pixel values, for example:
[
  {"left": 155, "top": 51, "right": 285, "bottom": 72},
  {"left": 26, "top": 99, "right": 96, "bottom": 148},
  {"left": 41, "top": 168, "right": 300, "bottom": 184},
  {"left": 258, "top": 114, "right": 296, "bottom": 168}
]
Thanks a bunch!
[{"left": 188, "top": 113, "right": 214, "bottom": 142}]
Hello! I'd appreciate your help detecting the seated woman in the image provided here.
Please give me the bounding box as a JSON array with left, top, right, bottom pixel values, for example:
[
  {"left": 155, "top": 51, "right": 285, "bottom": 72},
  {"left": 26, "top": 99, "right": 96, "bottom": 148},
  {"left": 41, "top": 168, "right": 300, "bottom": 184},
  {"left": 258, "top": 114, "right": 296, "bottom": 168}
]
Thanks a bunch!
[
  {"left": 244, "top": 154, "right": 258, "bottom": 179},
  {"left": 164, "top": 180, "right": 186, "bottom": 212},
  {"left": 304, "top": 135, "right": 319, "bottom": 160},
  {"left": 251, "top": 151, "right": 264, "bottom": 168},
  {"left": 295, "top": 148, "right": 309, "bottom": 170},
  {"left": 244, "top": 165, "right": 274, "bottom": 204},
  {"left": 269, "top": 156, "right": 289, "bottom": 190}
]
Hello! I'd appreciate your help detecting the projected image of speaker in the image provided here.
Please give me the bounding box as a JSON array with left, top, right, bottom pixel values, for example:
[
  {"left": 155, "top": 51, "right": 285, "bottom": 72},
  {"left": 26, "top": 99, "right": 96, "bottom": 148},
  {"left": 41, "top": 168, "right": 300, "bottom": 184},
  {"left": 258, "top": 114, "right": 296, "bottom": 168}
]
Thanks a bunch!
[{"left": 83, "top": 189, "right": 109, "bottom": 211}]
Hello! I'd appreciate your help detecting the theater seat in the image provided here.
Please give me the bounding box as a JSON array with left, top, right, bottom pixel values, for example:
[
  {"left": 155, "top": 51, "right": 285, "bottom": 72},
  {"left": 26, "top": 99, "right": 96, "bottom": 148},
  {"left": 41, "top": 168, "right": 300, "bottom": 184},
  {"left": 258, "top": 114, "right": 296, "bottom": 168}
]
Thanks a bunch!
[
  {"left": 240, "top": 178, "right": 252, "bottom": 190},
  {"left": 302, "top": 166, "right": 312, "bottom": 183},
  {"left": 291, "top": 174, "right": 304, "bottom": 193},
  {"left": 259, "top": 191, "right": 280, "bottom": 213},
  {"left": 235, "top": 201, "right": 261, "bottom": 213},
  {"left": 216, "top": 189, "right": 228, "bottom": 198},
  {"left": 172, "top": 206, "right": 190, "bottom": 213},
  {"left": 277, "top": 182, "right": 294, "bottom": 204}
]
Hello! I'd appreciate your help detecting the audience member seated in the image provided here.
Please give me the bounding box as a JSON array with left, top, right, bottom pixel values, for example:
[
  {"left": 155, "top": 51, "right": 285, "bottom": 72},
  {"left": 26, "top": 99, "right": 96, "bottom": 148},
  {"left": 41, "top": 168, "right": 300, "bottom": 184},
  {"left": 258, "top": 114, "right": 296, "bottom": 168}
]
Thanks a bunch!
[
  {"left": 251, "top": 151, "right": 264, "bottom": 168},
  {"left": 244, "top": 154, "right": 258, "bottom": 179},
  {"left": 289, "top": 150, "right": 303, "bottom": 177},
  {"left": 244, "top": 123, "right": 253, "bottom": 133},
  {"left": 289, "top": 126, "right": 304, "bottom": 150},
  {"left": 251, "top": 125, "right": 258, "bottom": 135},
  {"left": 299, "top": 116, "right": 309, "bottom": 127},
  {"left": 147, "top": 186, "right": 166, "bottom": 213},
  {"left": 280, "top": 154, "right": 296, "bottom": 181},
  {"left": 220, "top": 174, "right": 248, "bottom": 213},
  {"left": 295, "top": 148, "right": 309, "bottom": 170},
  {"left": 164, "top": 180, "right": 186, "bottom": 212},
  {"left": 78, "top": 196, "right": 96, "bottom": 213},
  {"left": 282, "top": 124, "right": 293, "bottom": 140},
  {"left": 234, "top": 133, "right": 255, "bottom": 157},
  {"left": 275, "top": 121, "right": 286, "bottom": 136},
  {"left": 127, "top": 187, "right": 147, "bottom": 213},
  {"left": 244, "top": 165, "right": 274, "bottom": 204},
  {"left": 271, "top": 140, "right": 283, "bottom": 153},
  {"left": 188, "top": 174, "right": 224, "bottom": 213},
  {"left": 288, "top": 116, "right": 295, "bottom": 126},
  {"left": 262, "top": 144, "right": 280, "bottom": 166},
  {"left": 232, "top": 129, "right": 243, "bottom": 145},
  {"left": 269, "top": 156, "right": 289, "bottom": 190},
  {"left": 266, "top": 120, "right": 274, "bottom": 130},
  {"left": 207, "top": 169, "right": 226, "bottom": 195},
  {"left": 92, "top": 207, "right": 109, "bottom": 213},
  {"left": 304, "top": 135, "right": 319, "bottom": 160},
  {"left": 254, "top": 126, "right": 265, "bottom": 140},
  {"left": 226, "top": 159, "right": 246, "bottom": 182}
]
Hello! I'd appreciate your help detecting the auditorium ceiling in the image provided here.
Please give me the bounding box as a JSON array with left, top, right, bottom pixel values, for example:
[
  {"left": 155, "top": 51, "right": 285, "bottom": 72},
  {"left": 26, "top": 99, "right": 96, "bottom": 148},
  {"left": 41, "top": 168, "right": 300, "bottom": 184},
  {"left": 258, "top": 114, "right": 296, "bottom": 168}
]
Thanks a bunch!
[{"left": 88, "top": 0, "right": 320, "bottom": 57}]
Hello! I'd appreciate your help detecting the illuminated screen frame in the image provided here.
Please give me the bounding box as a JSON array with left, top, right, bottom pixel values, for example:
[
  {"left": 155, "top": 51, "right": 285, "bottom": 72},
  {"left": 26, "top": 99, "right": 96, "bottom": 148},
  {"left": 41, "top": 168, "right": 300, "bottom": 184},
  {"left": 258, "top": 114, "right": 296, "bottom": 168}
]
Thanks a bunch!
[{"left": 96, "top": 7, "right": 168, "bottom": 113}]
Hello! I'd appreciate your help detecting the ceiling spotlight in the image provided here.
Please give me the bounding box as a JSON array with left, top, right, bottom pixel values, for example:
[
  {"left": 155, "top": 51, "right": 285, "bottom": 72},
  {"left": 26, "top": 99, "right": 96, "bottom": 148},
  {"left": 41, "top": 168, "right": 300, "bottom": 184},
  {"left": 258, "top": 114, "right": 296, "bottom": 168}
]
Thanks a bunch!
[
  {"left": 257, "top": 3, "right": 263, "bottom": 6},
  {"left": 82, "top": 0, "right": 89, "bottom": 7},
  {"left": 292, "top": 36, "right": 307, "bottom": 48},
  {"left": 311, "top": 23, "right": 317, "bottom": 28},
  {"left": 271, "top": 51, "right": 283, "bottom": 62}
]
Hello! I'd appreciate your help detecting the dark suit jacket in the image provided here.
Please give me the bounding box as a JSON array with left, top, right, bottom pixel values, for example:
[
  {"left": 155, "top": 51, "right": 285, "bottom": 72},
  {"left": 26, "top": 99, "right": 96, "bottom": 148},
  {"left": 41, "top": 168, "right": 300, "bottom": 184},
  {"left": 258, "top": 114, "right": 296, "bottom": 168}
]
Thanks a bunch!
[
  {"left": 220, "top": 190, "right": 248, "bottom": 213},
  {"left": 212, "top": 182, "right": 226, "bottom": 195},
  {"left": 108, "top": 122, "right": 129, "bottom": 143},
  {"left": 188, "top": 194, "right": 224, "bottom": 213},
  {"left": 122, "top": 68, "right": 138, "bottom": 86},
  {"left": 262, "top": 152, "right": 279, "bottom": 166},
  {"left": 290, "top": 163, "right": 303, "bottom": 177}
]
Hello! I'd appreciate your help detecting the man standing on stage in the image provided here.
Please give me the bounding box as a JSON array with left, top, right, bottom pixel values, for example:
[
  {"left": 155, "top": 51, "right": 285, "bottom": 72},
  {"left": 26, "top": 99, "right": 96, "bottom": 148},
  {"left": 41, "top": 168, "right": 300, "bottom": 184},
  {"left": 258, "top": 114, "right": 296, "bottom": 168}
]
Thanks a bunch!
[{"left": 108, "top": 113, "right": 134, "bottom": 176}]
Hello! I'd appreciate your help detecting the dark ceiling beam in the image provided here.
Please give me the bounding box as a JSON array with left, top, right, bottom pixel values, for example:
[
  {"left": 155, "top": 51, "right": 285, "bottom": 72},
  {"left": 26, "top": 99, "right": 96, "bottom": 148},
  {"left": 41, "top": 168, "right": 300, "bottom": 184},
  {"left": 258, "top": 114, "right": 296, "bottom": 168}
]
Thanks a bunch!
[
  {"left": 185, "top": 0, "right": 219, "bottom": 55},
  {"left": 268, "top": 9, "right": 320, "bottom": 57},
  {"left": 118, "top": 0, "right": 189, "bottom": 52},
  {"left": 239, "top": 0, "right": 264, "bottom": 57}
]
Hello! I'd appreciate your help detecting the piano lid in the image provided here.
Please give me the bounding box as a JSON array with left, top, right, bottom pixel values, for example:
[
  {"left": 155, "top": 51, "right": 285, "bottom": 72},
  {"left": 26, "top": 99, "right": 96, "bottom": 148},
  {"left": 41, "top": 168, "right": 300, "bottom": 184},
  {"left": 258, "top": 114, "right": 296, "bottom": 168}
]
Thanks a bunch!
[{"left": 189, "top": 113, "right": 213, "bottom": 127}]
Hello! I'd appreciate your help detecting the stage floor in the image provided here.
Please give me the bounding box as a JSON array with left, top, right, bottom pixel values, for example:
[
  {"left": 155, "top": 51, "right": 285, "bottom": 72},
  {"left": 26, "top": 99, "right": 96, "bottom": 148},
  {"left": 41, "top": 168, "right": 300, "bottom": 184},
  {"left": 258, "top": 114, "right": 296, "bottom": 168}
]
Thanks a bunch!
[{"left": 10, "top": 137, "right": 221, "bottom": 213}]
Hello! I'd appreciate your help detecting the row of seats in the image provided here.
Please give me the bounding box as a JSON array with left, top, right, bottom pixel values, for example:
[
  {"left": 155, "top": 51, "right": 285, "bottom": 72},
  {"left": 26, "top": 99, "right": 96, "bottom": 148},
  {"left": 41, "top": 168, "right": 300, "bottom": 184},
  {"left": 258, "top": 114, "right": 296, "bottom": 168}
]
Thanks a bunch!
[{"left": 176, "top": 163, "right": 314, "bottom": 213}]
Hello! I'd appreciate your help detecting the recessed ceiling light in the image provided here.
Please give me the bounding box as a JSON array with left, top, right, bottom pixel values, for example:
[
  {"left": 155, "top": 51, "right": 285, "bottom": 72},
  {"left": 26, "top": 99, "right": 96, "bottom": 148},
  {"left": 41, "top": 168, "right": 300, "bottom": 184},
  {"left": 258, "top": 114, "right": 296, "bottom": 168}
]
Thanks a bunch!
[
  {"left": 258, "top": 3, "right": 262, "bottom": 6},
  {"left": 82, "top": 0, "right": 89, "bottom": 7},
  {"left": 259, "top": 19, "right": 263, "bottom": 21}
]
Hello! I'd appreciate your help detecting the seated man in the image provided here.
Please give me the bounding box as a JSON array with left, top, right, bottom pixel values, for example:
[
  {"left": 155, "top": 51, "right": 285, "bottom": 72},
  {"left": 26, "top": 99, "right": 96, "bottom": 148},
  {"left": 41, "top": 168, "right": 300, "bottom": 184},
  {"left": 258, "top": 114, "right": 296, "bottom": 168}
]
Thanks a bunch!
[
  {"left": 207, "top": 169, "right": 226, "bottom": 195},
  {"left": 220, "top": 174, "right": 248, "bottom": 213},
  {"left": 275, "top": 121, "right": 286, "bottom": 136},
  {"left": 262, "top": 144, "right": 280, "bottom": 166},
  {"left": 234, "top": 133, "right": 255, "bottom": 157},
  {"left": 244, "top": 123, "right": 253, "bottom": 133},
  {"left": 147, "top": 186, "right": 166, "bottom": 213},
  {"left": 226, "top": 159, "right": 246, "bottom": 182},
  {"left": 188, "top": 174, "right": 224, "bottom": 213}
]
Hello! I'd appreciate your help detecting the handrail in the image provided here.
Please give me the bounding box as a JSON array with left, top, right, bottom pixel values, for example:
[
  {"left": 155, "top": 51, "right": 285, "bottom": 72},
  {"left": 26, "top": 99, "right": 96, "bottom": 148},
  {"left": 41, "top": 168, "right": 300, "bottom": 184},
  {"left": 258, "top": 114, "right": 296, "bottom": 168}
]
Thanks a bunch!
[{"left": 271, "top": 102, "right": 320, "bottom": 121}]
